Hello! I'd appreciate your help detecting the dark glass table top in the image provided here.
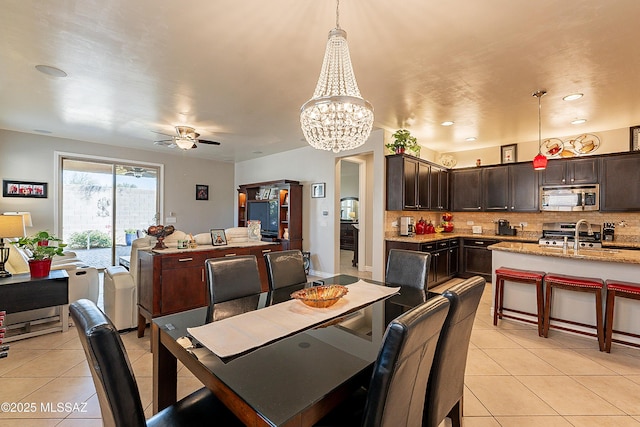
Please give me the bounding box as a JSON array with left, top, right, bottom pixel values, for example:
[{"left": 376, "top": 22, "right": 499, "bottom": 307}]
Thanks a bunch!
[{"left": 153, "top": 275, "right": 439, "bottom": 426}]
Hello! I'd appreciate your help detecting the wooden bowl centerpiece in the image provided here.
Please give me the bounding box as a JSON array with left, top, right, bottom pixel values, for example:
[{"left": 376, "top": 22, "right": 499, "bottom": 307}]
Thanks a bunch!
[{"left": 291, "top": 285, "right": 348, "bottom": 308}]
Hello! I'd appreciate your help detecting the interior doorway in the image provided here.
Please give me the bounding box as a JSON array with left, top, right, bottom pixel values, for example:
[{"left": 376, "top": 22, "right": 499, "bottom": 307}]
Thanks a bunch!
[
  {"left": 338, "top": 156, "right": 370, "bottom": 279},
  {"left": 58, "top": 155, "right": 162, "bottom": 269}
]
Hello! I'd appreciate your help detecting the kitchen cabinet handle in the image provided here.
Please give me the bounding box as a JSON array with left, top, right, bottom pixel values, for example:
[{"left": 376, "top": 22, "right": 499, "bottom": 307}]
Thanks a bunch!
[
  {"left": 477, "top": 207, "right": 481, "bottom": 210},
  {"left": 504, "top": 206, "right": 508, "bottom": 209},
  {"left": 201, "top": 268, "right": 204, "bottom": 282},
  {"left": 474, "top": 241, "right": 485, "bottom": 245},
  {"left": 511, "top": 206, "right": 514, "bottom": 209},
  {"left": 225, "top": 253, "right": 237, "bottom": 257},
  {"left": 262, "top": 249, "right": 272, "bottom": 253},
  {"left": 178, "top": 258, "right": 193, "bottom": 262}
]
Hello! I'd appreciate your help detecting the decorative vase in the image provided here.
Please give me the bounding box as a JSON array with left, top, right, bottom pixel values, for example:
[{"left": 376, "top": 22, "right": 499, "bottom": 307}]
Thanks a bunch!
[
  {"left": 125, "top": 233, "right": 136, "bottom": 246},
  {"left": 395, "top": 147, "right": 405, "bottom": 154},
  {"left": 283, "top": 228, "right": 289, "bottom": 240},
  {"left": 29, "top": 259, "right": 52, "bottom": 278}
]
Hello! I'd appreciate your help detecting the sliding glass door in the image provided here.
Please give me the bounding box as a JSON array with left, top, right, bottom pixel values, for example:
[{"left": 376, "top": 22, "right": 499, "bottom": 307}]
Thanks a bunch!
[{"left": 60, "top": 157, "right": 160, "bottom": 269}]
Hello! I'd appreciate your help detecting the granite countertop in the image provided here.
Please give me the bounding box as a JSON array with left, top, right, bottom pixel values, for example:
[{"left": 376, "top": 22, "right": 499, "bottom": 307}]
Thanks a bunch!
[
  {"left": 385, "top": 230, "right": 540, "bottom": 244},
  {"left": 152, "top": 240, "right": 281, "bottom": 254},
  {"left": 489, "top": 241, "right": 640, "bottom": 265}
]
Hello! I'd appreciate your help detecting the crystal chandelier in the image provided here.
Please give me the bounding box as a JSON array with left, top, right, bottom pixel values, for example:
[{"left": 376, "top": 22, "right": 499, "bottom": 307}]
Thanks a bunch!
[
  {"left": 532, "top": 90, "right": 548, "bottom": 170},
  {"left": 300, "top": 0, "right": 374, "bottom": 153}
]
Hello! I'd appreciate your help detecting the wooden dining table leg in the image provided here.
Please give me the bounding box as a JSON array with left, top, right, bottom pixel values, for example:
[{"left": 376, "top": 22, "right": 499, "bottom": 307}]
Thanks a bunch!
[{"left": 152, "top": 322, "right": 177, "bottom": 414}]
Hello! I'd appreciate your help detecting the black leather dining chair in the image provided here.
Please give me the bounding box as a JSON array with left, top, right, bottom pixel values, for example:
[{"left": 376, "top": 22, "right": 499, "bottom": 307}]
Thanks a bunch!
[
  {"left": 69, "top": 299, "right": 243, "bottom": 427},
  {"left": 205, "top": 255, "right": 262, "bottom": 323},
  {"left": 264, "top": 249, "right": 308, "bottom": 290},
  {"left": 316, "top": 294, "right": 450, "bottom": 427},
  {"left": 385, "top": 249, "right": 431, "bottom": 290},
  {"left": 423, "top": 276, "right": 486, "bottom": 427}
]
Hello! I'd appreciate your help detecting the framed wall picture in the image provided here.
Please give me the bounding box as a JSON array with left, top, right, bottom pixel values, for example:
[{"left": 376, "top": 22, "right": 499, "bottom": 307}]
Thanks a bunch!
[
  {"left": 2, "top": 180, "right": 48, "bottom": 198},
  {"left": 311, "top": 182, "right": 325, "bottom": 198},
  {"left": 500, "top": 144, "right": 517, "bottom": 164},
  {"left": 210, "top": 229, "right": 227, "bottom": 246},
  {"left": 630, "top": 126, "right": 640, "bottom": 151},
  {"left": 196, "top": 184, "right": 209, "bottom": 201}
]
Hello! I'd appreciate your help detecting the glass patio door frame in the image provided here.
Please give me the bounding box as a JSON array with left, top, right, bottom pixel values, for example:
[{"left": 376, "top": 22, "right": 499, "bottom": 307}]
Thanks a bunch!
[{"left": 54, "top": 151, "right": 164, "bottom": 266}]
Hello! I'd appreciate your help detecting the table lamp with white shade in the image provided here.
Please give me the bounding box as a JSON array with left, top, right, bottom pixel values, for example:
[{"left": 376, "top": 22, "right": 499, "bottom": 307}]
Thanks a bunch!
[{"left": 0, "top": 215, "right": 26, "bottom": 278}]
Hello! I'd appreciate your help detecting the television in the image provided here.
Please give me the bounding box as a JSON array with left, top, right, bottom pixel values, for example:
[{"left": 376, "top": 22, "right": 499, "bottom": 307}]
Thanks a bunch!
[{"left": 246, "top": 200, "right": 279, "bottom": 237}]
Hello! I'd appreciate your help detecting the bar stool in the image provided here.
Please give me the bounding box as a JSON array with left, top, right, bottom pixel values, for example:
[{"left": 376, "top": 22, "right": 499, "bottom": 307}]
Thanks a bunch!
[
  {"left": 494, "top": 267, "right": 545, "bottom": 336},
  {"left": 604, "top": 280, "right": 640, "bottom": 353},
  {"left": 543, "top": 274, "right": 605, "bottom": 351}
]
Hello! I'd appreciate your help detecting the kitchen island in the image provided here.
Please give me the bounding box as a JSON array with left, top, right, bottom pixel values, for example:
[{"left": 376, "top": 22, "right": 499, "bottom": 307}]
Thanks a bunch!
[{"left": 489, "top": 242, "right": 640, "bottom": 346}]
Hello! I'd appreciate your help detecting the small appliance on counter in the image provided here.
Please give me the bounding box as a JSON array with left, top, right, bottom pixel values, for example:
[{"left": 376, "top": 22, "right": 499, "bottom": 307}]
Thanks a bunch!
[
  {"left": 603, "top": 222, "right": 615, "bottom": 241},
  {"left": 495, "top": 219, "right": 517, "bottom": 236},
  {"left": 399, "top": 216, "right": 414, "bottom": 236}
]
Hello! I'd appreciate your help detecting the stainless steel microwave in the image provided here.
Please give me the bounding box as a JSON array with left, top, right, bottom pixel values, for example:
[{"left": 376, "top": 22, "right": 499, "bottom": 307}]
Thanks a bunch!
[{"left": 540, "top": 184, "right": 599, "bottom": 211}]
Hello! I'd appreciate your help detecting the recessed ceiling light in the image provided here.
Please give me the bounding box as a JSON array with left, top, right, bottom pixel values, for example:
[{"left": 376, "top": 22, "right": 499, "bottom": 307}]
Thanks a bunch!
[
  {"left": 571, "top": 119, "right": 587, "bottom": 125},
  {"left": 35, "top": 65, "right": 68, "bottom": 77},
  {"left": 465, "top": 137, "right": 477, "bottom": 142},
  {"left": 441, "top": 121, "right": 454, "bottom": 126},
  {"left": 563, "top": 93, "right": 583, "bottom": 101}
]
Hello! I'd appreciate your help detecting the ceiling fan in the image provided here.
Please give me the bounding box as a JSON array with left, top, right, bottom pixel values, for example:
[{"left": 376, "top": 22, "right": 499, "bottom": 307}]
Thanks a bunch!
[
  {"left": 116, "top": 166, "right": 156, "bottom": 178},
  {"left": 154, "top": 126, "right": 221, "bottom": 150}
]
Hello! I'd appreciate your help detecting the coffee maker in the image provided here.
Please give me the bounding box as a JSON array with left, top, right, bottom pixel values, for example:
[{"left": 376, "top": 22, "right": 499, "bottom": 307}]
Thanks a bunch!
[
  {"left": 399, "top": 216, "right": 414, "bottom": 236},
  {"left": 603, "top": 222, "right": 615, "bottom": 241},
  {"left": 496, "top": 219, "right": 517, "bottom": 236}
]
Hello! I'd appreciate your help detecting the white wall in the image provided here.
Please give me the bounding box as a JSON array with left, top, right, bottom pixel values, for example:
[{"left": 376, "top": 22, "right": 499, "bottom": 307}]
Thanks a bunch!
[
  {"left": 441, "top": 127, "right": 630, "bottom": 169},
  {"left": 235, "top": 129, "right": 385, "bottom": 279},
  {"left": 0, "top": 129, "right": 235, "bottom": 236}
]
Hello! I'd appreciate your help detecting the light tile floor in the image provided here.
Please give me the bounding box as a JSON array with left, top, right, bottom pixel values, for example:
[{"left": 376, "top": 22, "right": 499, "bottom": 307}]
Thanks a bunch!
[{"left": 2, "top": 277, "right": 640, "bottom": 426}]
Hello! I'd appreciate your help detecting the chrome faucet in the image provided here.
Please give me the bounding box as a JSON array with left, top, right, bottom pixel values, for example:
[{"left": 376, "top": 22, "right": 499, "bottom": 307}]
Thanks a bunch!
[{"left": 574, "top": 219, "right": 592, "bottom": 252}]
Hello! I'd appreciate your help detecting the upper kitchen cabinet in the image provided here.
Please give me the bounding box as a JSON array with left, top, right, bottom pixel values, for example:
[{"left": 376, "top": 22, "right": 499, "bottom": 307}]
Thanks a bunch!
[
  {"left": 386, "top": 154, "right": 448, "bottom": 211},
  {"left": 477, "top": 163, "right": 539, "bottom": 212},
  {"left": 600, "top": 153, "right": 640, "bottom": 211},
  {"left": 428, "top": 164, "right": 449, "bottom": 211},
  {"left": 541, "top": 157, "right": 599, "bottom": 185},
  {"left": 482, "top": 166, "right": 509, "bottom": 211},
  {"left": 451, "top": 168, "right": 483, "bottom": 211},
  {"left": 509, "top": 162, "right": 540, "bottom": 212}
]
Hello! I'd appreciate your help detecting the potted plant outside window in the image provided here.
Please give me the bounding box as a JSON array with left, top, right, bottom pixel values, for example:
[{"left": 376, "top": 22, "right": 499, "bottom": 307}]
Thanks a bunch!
[
  {"left": 12, "top": 231, "right": 67, "bottom": 277},
  {"left": 385, "top": 129, "right": 420, "bottom": 155},
  {"left": 125, "top": 229, "right": 137, "bottom": 246}
]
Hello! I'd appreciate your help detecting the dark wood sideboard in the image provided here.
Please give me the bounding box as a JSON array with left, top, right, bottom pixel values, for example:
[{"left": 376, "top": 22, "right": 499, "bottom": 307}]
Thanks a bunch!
[{"left": 137, "top": 242, "right": 281, "bottom": 336}]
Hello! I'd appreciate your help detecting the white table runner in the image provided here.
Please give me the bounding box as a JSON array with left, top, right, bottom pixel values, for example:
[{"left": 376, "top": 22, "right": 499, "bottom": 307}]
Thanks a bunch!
[{"left": 187, "top": 280, "right": 399, "bottom": 358}]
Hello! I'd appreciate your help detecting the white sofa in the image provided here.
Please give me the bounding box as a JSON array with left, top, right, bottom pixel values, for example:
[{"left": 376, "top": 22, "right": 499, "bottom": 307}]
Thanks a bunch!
[{"left": 5, "top": 243, "right": 99, "bottom": 326}]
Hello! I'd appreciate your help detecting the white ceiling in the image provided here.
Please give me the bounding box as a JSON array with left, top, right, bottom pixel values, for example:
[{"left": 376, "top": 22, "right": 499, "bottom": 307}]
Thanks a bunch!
[{"left": 2, "top": 1, "right": 640, "bottom": 162}]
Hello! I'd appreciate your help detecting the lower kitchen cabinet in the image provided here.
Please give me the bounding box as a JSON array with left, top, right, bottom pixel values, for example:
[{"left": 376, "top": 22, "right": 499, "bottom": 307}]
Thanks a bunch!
[
  {"left": 460, "top": 238, "right": 498, "bottom": 282},
  {"left": 385, "top": 239, "right": 458, "bottom": 288}
]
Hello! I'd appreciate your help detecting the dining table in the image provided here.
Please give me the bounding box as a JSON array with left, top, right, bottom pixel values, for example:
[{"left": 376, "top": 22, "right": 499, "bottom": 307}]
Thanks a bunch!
[{"left": 152, "top": 274, "right": 438, "bottom": 427}]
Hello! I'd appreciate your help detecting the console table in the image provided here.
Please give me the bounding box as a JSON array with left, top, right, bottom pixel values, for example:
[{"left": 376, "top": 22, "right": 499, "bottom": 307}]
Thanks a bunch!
[
  {"left": 137, "top": 241, "right": 281, "bottom": 337},
  {"left": 0, "top": 270, "right": 69, "bottom": 342}
]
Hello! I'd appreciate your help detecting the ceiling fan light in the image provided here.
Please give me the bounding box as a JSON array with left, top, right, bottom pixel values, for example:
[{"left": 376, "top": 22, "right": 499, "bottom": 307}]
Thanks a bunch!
[{"left": 175, "top": 137, "right": 194, "bottom": 150}]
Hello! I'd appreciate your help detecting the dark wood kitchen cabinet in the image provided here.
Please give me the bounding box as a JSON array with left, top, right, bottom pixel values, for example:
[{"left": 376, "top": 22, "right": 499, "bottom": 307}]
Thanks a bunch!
[
  {"left": 451, "top": 168, "right": 483, "bottom": 211},
  {"left": 428, "top": 164, "right": 449, "bottom": 211},
  {"left": 600, "top": 153, "right": 640, "bottom": 211},
  {"left": 482, "top": 166, "right": 509, "bottom": 211},
  {"left": 464, "top": 163, "right": 538, "bottom": 212},
  {"left": 386, "top": 154, "right": 448, "bottom": 211},
  {"left": 460, "top": 238, "right": 498, "bottom": 282},
  {"left": 386, "top": 155, "right": 427, "bottom": 210},
  {"left": 541, "top": 158, "right": 599, "bottom": 185}
]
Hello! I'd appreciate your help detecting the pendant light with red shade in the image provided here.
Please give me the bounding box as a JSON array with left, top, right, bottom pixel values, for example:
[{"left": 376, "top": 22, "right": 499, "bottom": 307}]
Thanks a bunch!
[{"left": 532, "top": 90, "right": 548, "bottom": 170}]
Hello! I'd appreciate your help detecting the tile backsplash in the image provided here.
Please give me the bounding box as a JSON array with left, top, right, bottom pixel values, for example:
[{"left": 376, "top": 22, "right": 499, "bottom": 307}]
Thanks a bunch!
[{"left": 385, "top": 210, "right": 640, "bottom": 242}]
